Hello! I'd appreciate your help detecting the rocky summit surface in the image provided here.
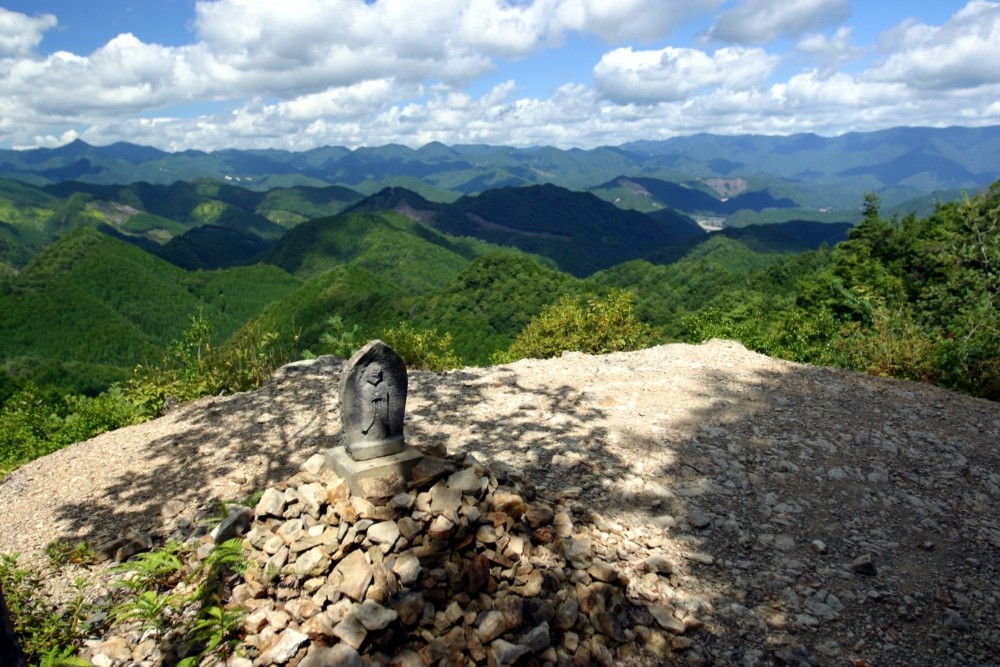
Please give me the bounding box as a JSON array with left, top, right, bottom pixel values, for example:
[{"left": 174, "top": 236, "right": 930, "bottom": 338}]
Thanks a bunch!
[{"left": 1, "top": 339, "right": 999, "bottom": 665}]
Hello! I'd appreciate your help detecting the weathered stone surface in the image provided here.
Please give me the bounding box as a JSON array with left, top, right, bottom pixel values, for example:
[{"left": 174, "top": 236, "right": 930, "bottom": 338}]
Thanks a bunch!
[
  {"left": 298, "top": 644, "right": 363, "bottom": 667},
  {"left": 525, "top": 504, "right": 555, "bottom": 528},
  {"left": 300, "top": 611, "right": 336, "bottom": 640},
  {"left": 332, "top": 611, "right": 368, "bottom": 649},
  {"left": 392, "top": 592, "right": 425, "bottom": 625},
  {"left": 428, "top": 514, "right": 455, "bottom": 540},
  {"left": 477, "top": 610, "right": 506, "bottom": 643},
  {"left": 447, "top": 466, "right": 483, "bottom": 494},
  {"left": 430, "top": 483, "right": 463, "bottom": 515},
  {"left": 95, "top": 637, "right": 131, "bottom": 662},
  {"left": 255, "top": 487, "right": 286, "bottom": 518},
  {"left": 587, "top": 561, "right": 618, "bottom": 583},
  {"left": 332, "top": 549, "right": 373, "bottom": 601},
  {"left": 97, "top": 532, "right": 153, "bottom": 562},
  {"left": 467, "top": 553, "right": 491, "bottom": 593},
  {"left": 687, "top": 510, "right": 712, "bottom": 529},
  {"left": 366, "top": 520, "right": 400, "bottom": 549},
  {"left": 649, "top": 605, "right": 686, "bottom": 634},
  {"left": 339, "top": 340, "right": 408, "bottom": 461},
  {"left": 285, "top": 598, "right": 321, "bottom": 622},
  {"left": 276, "top": 518, "right": 305, "bottom": 545},
  {"left": 291, "top": 546, "right": 327, "bottom": 576},
  {"left": 355, "top": 599, "right": 398, "bottom": 631},
  {"left": 565, "top": 537, "right": 593, "bottom": 569},
  {"left": 259, "top": 628, "right": 308, "bottom": 665},
  {"left": 327, "top": 446, "right": 423, "bottom": 498},
  {"left": 644, "top": 554, "right": 673, "bottom": 575},
  {"left": 521, "top": 621, "right": 552, "bottom": 652},
  {"left": 298, "top": 482, "right": 327, "bottom": 518},
  {"left": 682, "top": 551, "right": 714, "bottom": 566},
  {"left": 489, "top": 639, "right": 530, "bottom": 666},
  {"left": 850, "top": 553, "right": 878, "bottom": 576},
  {"left": 392, "top": 551, "right": 421, "bottom": 585},
  {"left": 493, "top": 491, "right": 527, "bottom": 519}
]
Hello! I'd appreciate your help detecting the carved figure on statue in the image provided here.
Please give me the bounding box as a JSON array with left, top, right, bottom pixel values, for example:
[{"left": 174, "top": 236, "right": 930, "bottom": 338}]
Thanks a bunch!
[{"left": 360, "top": 362, "right": 389, "bottom": 441}]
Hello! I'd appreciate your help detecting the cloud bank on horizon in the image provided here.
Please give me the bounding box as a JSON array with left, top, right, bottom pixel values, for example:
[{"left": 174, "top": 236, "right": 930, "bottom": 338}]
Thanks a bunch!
[{"left": 1, "top": 0, "right": 998, "bottom": 151}]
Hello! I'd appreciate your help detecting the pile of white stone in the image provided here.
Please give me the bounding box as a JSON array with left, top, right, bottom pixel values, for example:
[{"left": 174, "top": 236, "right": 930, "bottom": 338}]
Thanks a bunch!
[{"left": 236, "top": 449, "right": 664, "bottom": 666}]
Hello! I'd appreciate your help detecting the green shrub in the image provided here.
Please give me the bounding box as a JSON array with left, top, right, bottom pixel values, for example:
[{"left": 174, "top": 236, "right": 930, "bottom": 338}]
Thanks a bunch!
[
  {"left": 0, "top": 386, "right": 59, "bottom": 473},
  {"left": 382, "top": 321, "right": 462, "bottom": 371},
  {"left": 44, "top": 541, "right": 98, "bottom": 570},
  {"left": 312, "top": 314, "right": 363, "bottom": 359},
  {"left": 496, "top": 289, "right": 651, "bottom": 362},
  {"left": 128, "top": 311, "right": 293, "bottom": 416},
  {"left": 0, "top": 384, "right": 143, "bottom": 476},
  {"left": 0, "top": 554, "right": 92, "bottom": 665},
  {"left": 54, "top": 387, "right": 144, "bottom": 447},
  {"left": 109, "top": 539, "right": 248, "bottom": 666}
]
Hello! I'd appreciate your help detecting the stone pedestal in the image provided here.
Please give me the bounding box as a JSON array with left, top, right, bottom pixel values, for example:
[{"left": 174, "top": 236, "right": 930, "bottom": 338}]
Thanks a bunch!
[
  {"left": 348, "top": 434, "right": 405, "bottom": 461},
  {"left": 327, "top": 444, "right": 423, "bottom": 497}
]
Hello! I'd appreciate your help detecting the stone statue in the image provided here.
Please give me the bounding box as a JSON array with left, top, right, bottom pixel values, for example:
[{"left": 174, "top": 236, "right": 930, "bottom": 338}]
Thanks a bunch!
[
  {"left": 360, "top": 361, "right": 389, "bottom": 441},
  {"left": 339, "top": 340, "right": 407, "bottom": 461}
]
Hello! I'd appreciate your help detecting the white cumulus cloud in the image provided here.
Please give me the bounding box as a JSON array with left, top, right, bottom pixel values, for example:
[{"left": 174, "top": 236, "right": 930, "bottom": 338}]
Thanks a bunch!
[
  {"left": 593, "top": 46, "right": 777, "bottom": 103},
  {"left": 708, "top": 0, "right": 850, "bottom": 44},
  {"left": 867, "top": 0, "right": 1000, "bottom": 90},
  {"left": 2, "top": 0, "right": 1000, "bottom": 150},
  {"left": 0, "top": 8, "right": 56, "bottom": 58},
  {"left": 552, "top": 0, "right": 723, "bottom": 42}
]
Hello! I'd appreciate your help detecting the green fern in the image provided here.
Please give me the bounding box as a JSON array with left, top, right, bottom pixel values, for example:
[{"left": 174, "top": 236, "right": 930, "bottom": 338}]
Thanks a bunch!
[
  {"left": 180, "top": 604, "right": 246, "bottom": 665},
  {"left": 37, "top": 645, "right": 91, "bottom": 667},
  {"left": 109, "top": 589, "right": 176, "bottom": 631},
  {"left": 110, "top": 541, "right": 187, "bottom": 591},
  {"left": 203, "top": 538, "right": 248, "bottom": 575}
]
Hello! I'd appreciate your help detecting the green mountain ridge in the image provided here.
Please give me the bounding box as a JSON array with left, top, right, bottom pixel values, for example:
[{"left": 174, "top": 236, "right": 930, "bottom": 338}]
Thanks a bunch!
[
  {"left": 0, "top": 229, "right": 301, "bottom": 373},
  {"left": 0, "top": 178, "right": 366, "bottom": 270},
  {"left": 3, "top": 173, "right": 998, "bottom": 407},
  {"left": 343, "top": 184, "right": 705, "bottom": 277}
]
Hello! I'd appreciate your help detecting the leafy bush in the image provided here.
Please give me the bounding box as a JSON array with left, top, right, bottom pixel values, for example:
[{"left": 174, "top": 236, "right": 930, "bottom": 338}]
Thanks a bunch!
[
  {"left": 685, "top": 186, "right": 1000, "bottom": 397},
  {"left": 311, "top": 314, "right": 363, "bottom": 358},
  {"left": 2, "top": 538, "right": 250, "bottom": 667},
  {"left": 128, "top": 311, "right": 294, "bottom": 416},
  {"left": 44, "top": 541, "right": 98, "bottom": 570},
  {"left": 496, "top": 289, "right": 652, "bottom": 362},
  {"left": 0, "top": 554, "right": 92, "bottom": 665},
  {"left": 0, "top": 384, "right": 142, "bottom": 476},
  {"left": 382, "top": 321, "right": 462, "bottom": 371},
  {"left": 55, "top": 387, "right": 144, "bottom": 447}
]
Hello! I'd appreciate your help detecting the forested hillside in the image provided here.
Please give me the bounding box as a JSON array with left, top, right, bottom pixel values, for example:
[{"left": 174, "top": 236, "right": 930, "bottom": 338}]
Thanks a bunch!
[
  {"left": 691, "top": 188, "right": 1000, "bottom": 397},
  {"left": 0, "top": 229, "right": 300, "bottom": 386},
  {"left": 0, "top": 178, "right": 365, "bottom": 271}
]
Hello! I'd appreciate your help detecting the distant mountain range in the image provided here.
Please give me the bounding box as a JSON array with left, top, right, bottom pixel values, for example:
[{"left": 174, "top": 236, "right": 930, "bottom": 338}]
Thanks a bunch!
[{"left": 2, "top": 126, "right": 997, "bottom": 210}]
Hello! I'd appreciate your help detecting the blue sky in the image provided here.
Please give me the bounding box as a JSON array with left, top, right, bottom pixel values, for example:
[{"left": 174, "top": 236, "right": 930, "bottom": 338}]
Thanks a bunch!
[{"left": 0, "top": 1, "right": 996, "bottom": 151}]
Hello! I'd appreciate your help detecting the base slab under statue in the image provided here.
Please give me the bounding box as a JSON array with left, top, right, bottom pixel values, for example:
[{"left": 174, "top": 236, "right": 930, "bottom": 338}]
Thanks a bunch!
[{"left": 326, "top": 444, "right": 423, "bottom": 497}]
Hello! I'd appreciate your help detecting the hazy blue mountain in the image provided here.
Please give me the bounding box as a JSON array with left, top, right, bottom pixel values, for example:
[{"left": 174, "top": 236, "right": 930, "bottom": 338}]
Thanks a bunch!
[{"left": 2, "top": 127, "right": 995, "bottom": 210}]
